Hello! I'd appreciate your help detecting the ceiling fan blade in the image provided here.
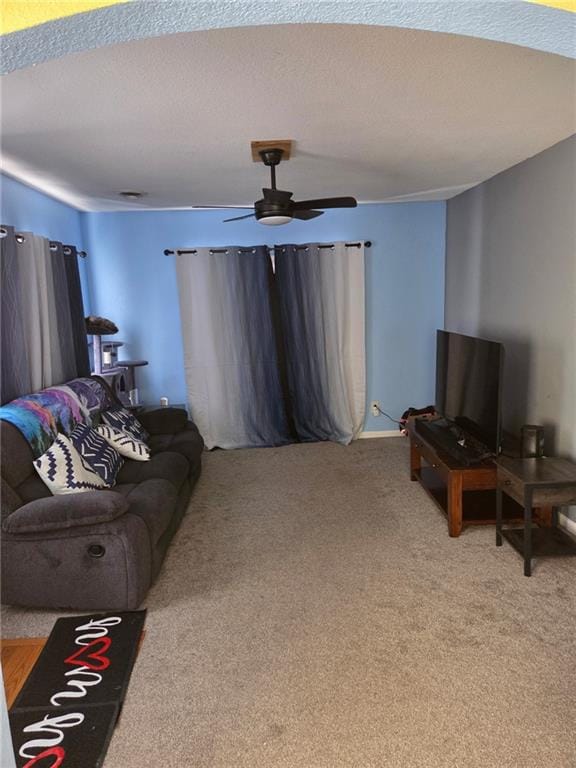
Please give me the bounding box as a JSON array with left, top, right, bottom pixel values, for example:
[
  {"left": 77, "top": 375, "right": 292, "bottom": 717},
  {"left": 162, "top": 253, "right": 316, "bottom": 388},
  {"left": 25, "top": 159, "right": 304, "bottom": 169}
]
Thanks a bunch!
[
  {"left": 292, "top": 209, "right": 324, "bottom": 220},
  {"left": 223, "top": 213, "right": 257, "bottom": 223},
  {"left": 192, "top": 205, "right": 253, "bottom": 210},
  {"left": 293, "top": 196, "right": 357, "bottom": 210}
]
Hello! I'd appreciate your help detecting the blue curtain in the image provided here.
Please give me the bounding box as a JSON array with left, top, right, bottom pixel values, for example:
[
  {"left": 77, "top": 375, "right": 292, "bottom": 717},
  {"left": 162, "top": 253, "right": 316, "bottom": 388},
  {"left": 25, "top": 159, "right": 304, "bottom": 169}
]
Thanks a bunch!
[{"left": 176, "top": 246, "right": 292, "bottom": 449}]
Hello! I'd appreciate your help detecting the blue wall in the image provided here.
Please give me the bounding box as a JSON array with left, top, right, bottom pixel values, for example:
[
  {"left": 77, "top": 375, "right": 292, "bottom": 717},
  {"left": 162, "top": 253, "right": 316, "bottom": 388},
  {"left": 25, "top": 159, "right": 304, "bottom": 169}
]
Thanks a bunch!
[
  {"left": 0, "top": 173, "right": 91, "bottom": 312},
  {"left": 0, "top": 172, "right": 445, "bottom": 431},
  {"left": 83, "top": 203, "right": 445, "bottom": 431}
]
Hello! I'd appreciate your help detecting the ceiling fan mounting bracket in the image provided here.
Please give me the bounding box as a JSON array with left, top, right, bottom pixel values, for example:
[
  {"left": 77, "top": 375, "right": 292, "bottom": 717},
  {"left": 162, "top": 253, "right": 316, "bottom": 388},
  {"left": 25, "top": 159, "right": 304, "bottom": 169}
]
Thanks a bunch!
[
  {"left": 259, "top": 148, "right": 284, "bottom": 167},
  {"left": 251, "top": 139, "right": 292, "bottom": 162}
]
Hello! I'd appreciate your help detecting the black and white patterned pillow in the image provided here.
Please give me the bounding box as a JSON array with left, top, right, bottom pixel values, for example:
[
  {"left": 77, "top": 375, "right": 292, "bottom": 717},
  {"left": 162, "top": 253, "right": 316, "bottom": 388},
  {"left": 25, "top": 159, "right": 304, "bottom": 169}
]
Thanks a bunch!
[
  {"left": 69, "top": 424, "right": 124, "bottom": 486},
  {"left": 34, "top": 434, "right": 108, "bottom": 495},
  {"left": 96, "top": 424, "right": 150, "bottom": 461},
  {"left": 101, "top": 407, "right": 149, "bottom": 443}
]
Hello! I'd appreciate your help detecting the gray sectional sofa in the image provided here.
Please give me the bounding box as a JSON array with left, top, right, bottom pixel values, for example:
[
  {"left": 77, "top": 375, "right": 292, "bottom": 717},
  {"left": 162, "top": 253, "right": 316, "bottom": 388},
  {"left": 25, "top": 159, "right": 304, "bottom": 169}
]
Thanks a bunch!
[{"left": 0, "top": 379, "right": 203, "bottom": 610}]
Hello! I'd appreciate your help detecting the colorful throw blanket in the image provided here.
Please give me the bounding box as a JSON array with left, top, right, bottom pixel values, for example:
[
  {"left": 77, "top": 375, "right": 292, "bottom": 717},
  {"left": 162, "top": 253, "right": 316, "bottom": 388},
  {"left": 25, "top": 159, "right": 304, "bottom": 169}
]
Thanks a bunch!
[
  {"left": 65, "top": 377, "right": 115, "bottom": 417},
  {"left": 0, "top": 377, "right": 113, "bottom": 458}
]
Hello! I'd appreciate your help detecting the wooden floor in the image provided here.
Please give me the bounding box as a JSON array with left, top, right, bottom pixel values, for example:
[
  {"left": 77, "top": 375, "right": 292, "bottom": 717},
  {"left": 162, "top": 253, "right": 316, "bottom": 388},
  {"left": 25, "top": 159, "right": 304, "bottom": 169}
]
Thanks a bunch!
[{"left": 1, "top": 638, "right": 46, "bottom": 708}]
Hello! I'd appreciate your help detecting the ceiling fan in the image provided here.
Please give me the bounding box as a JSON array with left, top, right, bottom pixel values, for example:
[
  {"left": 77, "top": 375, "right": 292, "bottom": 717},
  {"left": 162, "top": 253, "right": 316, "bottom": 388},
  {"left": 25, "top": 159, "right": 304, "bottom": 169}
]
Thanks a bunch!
[{"left": 222, "top": 145, "right": 357, "bottom": 226}]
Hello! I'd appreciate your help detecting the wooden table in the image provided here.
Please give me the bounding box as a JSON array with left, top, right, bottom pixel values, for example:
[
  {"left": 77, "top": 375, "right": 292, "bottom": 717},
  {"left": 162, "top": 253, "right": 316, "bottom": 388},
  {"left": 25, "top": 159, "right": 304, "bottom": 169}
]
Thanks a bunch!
[
  {"left": 496, "top": 456, "right": 576, "bottom": 575},
  {"left": 408, "top": 419, "right": 553, "bottom": 537},
  {"left": 410, "top": 420, "right": 519, "bottom": 536}
]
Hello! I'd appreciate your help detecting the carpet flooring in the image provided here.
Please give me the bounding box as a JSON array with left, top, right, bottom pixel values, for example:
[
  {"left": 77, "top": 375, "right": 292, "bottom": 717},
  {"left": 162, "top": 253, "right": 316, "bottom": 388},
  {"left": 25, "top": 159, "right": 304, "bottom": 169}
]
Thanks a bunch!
[{"left": 3, "top": 438, "right": 576, "bottom": 767}]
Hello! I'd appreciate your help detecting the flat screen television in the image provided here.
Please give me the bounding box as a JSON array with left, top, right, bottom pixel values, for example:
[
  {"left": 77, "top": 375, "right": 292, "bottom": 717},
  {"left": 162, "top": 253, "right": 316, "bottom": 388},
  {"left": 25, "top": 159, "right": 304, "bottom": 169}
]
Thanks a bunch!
[{"left": 436, "top": 330, "right": 504, "bottom": 453}]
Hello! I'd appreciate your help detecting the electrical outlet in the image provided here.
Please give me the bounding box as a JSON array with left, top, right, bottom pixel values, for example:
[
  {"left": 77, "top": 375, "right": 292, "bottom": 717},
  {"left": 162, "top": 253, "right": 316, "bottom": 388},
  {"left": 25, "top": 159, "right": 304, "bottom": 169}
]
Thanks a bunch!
[{"left": 371, "top": 400, "right": 381, "bottom": 417}]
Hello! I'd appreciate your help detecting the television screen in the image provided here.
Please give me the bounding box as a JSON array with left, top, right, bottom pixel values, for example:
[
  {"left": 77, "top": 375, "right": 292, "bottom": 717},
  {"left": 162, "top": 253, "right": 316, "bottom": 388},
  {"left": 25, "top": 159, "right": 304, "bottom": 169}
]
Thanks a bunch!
[{"left": 436, "top": 330, "right": 504, "bottom": 452}]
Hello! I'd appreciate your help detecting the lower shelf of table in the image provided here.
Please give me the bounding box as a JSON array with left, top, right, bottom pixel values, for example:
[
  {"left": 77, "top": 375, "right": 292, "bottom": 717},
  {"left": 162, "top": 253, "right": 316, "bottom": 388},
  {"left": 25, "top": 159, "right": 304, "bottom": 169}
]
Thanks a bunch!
[
  {"left": 502, "top": 527, "right": 576, "bottom": 557},
  {"left": 416, "top": 466, "right": 524, "bottom": 525}
]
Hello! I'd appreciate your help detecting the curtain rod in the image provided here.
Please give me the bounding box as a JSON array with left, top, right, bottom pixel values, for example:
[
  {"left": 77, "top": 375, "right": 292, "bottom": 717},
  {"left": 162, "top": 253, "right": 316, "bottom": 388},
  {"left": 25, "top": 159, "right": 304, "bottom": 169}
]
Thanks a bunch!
[
  {"left": 0, "top": 227, "right": 87, "bottom": 258},
  {"left": 164, "top": 241, "right": 371, "bottom": 256},
  {"left": 52, "top": 242, "right": 88, "bottom": 258}
]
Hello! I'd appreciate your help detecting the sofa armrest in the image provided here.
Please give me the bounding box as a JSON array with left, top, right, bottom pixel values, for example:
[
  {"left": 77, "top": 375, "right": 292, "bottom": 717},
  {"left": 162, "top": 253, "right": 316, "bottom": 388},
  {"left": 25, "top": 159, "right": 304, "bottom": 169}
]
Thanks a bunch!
[
  {"left": 2, "top": 491, "right": 129, "bottom": 535},
  {"left": 136, "top": 407, "right": 188, "bottom": 435}
]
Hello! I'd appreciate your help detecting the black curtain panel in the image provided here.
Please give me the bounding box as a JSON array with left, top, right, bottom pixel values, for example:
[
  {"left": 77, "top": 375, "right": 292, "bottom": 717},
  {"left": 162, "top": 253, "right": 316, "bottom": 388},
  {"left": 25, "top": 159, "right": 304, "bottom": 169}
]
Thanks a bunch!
[
  {"left": 62, "top": 244, "right": 91, "bottom": 377},
  {"left": 48, "top": 241, "right": 78, "bottom": 383}
]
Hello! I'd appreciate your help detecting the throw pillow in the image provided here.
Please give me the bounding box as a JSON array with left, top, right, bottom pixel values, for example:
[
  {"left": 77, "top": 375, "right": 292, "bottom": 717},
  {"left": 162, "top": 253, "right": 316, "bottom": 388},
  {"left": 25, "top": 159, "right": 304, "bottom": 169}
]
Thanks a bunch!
[
  {"left": 69, "top": 423, "right": 124, "bottom": 486},
  {"left": 96, "top": 424, "right": 150, "bottom": 461},
  {"left": 101, "top": 406, "right": 149, "bottom": 443},
  {"left": 34, "top": 434, "right": 108, "bottom": 495}
]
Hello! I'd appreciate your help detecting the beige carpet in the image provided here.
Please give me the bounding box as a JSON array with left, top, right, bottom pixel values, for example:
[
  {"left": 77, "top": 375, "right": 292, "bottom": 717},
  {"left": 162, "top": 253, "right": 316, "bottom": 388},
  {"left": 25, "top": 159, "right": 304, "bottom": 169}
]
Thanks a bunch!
[{"left": 3, "top": 438, "right": 576, "bottom": 767}]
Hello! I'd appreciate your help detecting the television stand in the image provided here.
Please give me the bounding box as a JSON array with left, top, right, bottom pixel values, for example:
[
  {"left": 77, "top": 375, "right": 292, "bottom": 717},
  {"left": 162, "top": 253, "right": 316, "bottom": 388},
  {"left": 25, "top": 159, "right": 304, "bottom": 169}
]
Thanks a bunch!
[{"left": 407, "top": 418, "right": 552, "bottom": 537}]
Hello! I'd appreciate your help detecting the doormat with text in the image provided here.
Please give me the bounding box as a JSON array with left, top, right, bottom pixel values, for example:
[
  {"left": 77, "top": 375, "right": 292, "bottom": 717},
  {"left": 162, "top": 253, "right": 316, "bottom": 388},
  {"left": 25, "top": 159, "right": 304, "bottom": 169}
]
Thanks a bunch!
[{"left": 9, "top": 610, "right": 145, "bottom": 768}]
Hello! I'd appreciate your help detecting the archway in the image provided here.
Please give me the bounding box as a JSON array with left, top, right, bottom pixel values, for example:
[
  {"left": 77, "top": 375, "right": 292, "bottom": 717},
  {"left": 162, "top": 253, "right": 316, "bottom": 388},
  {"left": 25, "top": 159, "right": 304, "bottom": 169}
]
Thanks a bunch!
[{"left": 1, "top": 0, "right": 574, "bottom": 75}]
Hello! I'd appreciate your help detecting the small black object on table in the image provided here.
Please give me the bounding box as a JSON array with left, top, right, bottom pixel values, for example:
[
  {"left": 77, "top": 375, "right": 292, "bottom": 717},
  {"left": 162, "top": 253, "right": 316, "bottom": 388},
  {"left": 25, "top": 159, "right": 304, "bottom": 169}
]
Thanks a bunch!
[{"left": 496, "top": 456, "right": 576, "bottom": 576}]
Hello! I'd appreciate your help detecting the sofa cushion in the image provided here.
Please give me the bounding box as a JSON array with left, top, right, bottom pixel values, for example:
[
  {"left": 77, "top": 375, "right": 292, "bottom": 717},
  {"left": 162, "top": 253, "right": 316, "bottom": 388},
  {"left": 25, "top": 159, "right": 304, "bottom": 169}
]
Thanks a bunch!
[
  {"left": 101, "top": 406, "right": 149, "bottom": 442},
  {"left": 1, "top": 478, "right": 22, "bottom": 515},
  {"left": 96, "top": 424, "right": 150, "bottom": 461},
  {"left": 70, "top": 423, "right": 124, "bottom": 486},
  {"left": 34, "top": 434, "right": 108, "bottom": 495},
  {"left": 136, "top": 407, "right": 188, "bottom": 436},
  {"left": 149, "top": 425, "right": 204, "bottom": 466},
  {"left": 116, "top": 452, "right": 189, "bottom": 492},
  {"left": 15, "top": 475, "right": 52, "bottom": 505},
  {"left": 1, "top": 422, "right": 36, "bottom": 491},
  {"left": 113, "top": 479, "right": 177, "bottom": 544},
  {"left": 2, "top": 491, "right": 129, "bottom": 534}
]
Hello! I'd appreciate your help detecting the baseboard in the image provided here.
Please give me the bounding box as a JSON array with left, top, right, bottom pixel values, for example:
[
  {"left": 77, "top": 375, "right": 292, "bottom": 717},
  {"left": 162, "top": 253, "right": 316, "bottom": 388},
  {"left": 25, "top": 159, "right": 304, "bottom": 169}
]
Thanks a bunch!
[{"left": 359, "top": 430, "right": 403, "bottom": 439}]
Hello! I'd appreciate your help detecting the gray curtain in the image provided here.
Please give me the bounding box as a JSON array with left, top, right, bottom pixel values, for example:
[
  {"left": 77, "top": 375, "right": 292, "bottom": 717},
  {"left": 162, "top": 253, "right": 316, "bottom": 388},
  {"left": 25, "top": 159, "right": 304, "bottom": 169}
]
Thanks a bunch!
[
  {"left": 176, "top": 246, "right": 292, "bottom": 449},
  {"left": 274, "top": 242, "right": 366, "bottom": 444},
  {"left": 0, "top": 226, "right": 89, "bottom": 404}
]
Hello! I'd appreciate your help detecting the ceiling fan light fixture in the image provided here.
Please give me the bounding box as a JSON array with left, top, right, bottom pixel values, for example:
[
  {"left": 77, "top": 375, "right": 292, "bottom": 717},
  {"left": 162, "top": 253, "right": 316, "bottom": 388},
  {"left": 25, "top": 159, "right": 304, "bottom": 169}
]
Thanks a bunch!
[{"left": 258, "top": 214, "right": 293, "bottom": 226}]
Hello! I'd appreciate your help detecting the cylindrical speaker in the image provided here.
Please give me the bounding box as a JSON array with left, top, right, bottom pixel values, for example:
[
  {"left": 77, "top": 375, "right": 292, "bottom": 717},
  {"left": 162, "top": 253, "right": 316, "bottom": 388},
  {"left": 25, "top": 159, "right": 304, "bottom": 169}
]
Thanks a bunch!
[{"left": 521, "top": 425, "right": 545, "bottom": 458}]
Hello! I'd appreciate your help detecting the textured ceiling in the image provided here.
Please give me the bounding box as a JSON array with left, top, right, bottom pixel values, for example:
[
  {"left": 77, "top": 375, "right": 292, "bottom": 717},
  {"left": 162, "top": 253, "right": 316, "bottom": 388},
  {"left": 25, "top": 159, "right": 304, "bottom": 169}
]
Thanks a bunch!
[
  {"left": 1, "top": 24, "right": 575, "bottom": 211},
  {"left": 1, "top": 1, "right": 573, "bottom": 36},
  {"left": 3, "top": 0, "right": 575, "bottom": 73}
]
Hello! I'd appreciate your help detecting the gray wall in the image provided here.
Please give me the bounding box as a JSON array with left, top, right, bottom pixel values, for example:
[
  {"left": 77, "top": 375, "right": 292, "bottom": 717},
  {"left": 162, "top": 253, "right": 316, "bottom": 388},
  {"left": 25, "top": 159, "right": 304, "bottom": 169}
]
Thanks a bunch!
[{"left": 445, "top": 135, "right": 576, "bottom": 464}]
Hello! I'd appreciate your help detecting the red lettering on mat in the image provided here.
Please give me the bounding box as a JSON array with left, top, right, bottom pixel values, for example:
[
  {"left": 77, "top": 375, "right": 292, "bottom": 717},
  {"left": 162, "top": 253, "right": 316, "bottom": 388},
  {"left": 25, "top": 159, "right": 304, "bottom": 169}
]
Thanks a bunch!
[
  {"left": 22, "top": 746, "right": 65, "bottom": 767},
  {"left": 64, "top": 637, "right": 111, "bottom": 671}
]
